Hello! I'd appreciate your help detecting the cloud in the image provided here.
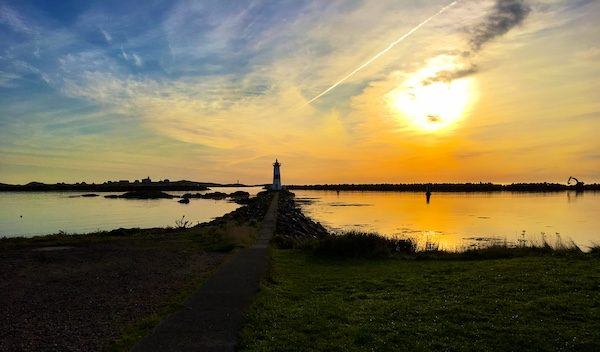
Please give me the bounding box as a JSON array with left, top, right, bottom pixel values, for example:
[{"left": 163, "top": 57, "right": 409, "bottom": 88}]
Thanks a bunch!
[
  {"left": 0, "top": 71, "right": 20, "bottom": 87},
  {"left": 131, "top": 53, "right": 142, "bottom": 67},
  {"left": 0, "top": 4, "right": 34, "bottom": 34},
  {"left": 100, "top": 28, "right": 112, "bottom": 44},
  {"left": 119, "top": 47, "right": 142, "bottom": 67},
  {"left": 422, "top": 64, "right": 478, "bottom": 85},
  {"left": 421, "top": 0, "right": 531, "bottom": 85},
  {"left": 573, "top": 46, "right": 600, "bottom": 62},
  {"left": 468, "top": 0, "right": 531, "bottom": 51}
]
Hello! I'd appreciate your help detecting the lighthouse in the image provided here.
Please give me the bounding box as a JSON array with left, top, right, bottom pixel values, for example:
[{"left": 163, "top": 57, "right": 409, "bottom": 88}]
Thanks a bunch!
[{"left": 272, "top": 159, "right": 282, "bottom": 190}]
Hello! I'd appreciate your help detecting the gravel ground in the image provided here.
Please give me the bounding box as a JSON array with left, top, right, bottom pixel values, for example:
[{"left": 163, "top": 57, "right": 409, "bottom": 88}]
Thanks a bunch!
[{"left": 0, "top": 236, "right": 226, "bottom": 351}]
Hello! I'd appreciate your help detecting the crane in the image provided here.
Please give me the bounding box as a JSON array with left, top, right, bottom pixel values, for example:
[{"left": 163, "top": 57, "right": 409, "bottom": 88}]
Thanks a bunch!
[{"left": 567, "top": 176, "right": 584, "bottom": 192}]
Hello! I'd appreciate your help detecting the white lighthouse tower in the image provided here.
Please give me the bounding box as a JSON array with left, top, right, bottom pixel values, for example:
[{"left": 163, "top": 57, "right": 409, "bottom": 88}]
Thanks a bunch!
[{"left": 272, "top": 159, "right": 282, "bottom": 190}]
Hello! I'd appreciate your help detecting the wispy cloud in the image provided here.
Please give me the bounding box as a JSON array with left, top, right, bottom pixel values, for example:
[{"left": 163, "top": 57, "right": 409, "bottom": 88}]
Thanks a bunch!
[
  {"left": 0, "top": 4, "right": 34, "bottom": 34},
  {"left": 100, "top": 28, "right": 112, "bottom": 43},
  {"left": 0, "top": 71, "right": 20, "bottom": 87}
]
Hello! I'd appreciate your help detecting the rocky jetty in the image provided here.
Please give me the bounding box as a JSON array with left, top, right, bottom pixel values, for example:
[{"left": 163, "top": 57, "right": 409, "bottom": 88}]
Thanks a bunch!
[
  {"left": 274, "top": 190, "right": 329, "bottom": 247},
  {"left": 204, "top": 191, "right": 272, "bottom": 227},
  {"left": 182, "top": 190, "right": 250, "bottom": 203}
]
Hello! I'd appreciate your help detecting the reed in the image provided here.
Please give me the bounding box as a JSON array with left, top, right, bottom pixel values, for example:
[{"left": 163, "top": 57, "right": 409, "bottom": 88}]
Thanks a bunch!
[{"left": 297, "top": 231, "right": 590, "bottom": 259}]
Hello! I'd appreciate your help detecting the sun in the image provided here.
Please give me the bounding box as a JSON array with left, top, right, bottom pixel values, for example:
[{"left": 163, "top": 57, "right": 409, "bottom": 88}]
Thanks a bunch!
[{"left": 388, "top": 60, "right": 476, "bottom": 133}]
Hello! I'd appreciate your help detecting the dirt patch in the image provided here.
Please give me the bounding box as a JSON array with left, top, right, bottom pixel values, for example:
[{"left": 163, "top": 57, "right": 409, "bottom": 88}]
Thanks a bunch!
[
  {"left": 32, "top": 246, "right": 74, "bottom": 251},
  {"left": 0, "top": 236, "right": 226, "bottom": 351}
]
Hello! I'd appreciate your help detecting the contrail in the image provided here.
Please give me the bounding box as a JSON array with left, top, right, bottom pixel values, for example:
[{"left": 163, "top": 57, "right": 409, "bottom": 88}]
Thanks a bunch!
[{"left": 304, "top": 1, "right": 459, "bottom": 106}]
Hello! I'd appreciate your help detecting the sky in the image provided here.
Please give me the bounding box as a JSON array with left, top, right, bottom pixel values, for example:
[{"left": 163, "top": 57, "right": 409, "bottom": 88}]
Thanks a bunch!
[{"left": 0, "top": 0, "right": 599, "bottom": 185}]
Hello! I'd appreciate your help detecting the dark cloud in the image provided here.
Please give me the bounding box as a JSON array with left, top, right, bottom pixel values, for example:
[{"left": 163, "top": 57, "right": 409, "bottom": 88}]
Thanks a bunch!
[
  {"left": 469, "top": 0, "right": 531, "bottom": 51},
  {"left": 421, "top": 0, "right": 530, "bottom": 85},
  {"left": 422, "top": 64, "right": 478, "bottom": 85}
]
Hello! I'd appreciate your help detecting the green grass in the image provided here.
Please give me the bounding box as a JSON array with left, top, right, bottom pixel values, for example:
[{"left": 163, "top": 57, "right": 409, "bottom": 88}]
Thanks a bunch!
[{"left": 240, "top": 249, "right": 600, "bottom": 351}]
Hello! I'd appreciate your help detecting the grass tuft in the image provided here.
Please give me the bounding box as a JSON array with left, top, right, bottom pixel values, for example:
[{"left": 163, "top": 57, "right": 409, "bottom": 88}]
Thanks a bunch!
[{"left": 300, "top": 231, "right": 416, "bottom": 258}]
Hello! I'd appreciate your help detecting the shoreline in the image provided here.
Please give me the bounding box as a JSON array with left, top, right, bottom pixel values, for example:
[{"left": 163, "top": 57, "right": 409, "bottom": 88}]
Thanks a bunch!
[{"left": 0, "top": 182, "right": 260, "bottom": 192}]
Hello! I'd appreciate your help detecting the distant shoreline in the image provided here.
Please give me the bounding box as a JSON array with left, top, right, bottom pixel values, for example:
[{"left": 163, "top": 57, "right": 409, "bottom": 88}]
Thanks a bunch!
[
  {"left": 0, "top": 180, "right": 259, "bottom": 192},
  {"left": 287, "top": 183, "right": 599, "bottom": 192},
  {"left": 2, "top": 181, "right": 599, "bottom": 192}
]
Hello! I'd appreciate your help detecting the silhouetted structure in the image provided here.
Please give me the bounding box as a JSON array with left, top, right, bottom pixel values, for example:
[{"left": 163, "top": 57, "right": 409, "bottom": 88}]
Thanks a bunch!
[
  {"left": 272, "top": 159, "right": 282, "bottom": 190},
  {"left": 426, "top": 184, "right": 432, "bottom": 204},
  {"left": 568, "top": 176, "right": 585, "bottom": 192}
]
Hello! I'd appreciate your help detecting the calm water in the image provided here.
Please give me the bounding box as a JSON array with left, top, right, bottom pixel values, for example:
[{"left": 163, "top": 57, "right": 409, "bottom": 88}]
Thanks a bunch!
[
  {"left": 0, "top": 187, "right": 263, "bottom": 237},
  {"left": 294, "top": 190, "right": 600, "bottom": 250}
]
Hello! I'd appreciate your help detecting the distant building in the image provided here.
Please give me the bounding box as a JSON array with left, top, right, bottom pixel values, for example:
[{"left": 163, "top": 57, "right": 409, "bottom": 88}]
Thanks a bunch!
[
  {"left": 142, "top": 177, "right": 151, "bottom": 184},
  {"left": 272, "top": 159, "right": 282, "bottom": 190},
  {"left": 118, "top": 180, "right": 130, "bottom": 183}
]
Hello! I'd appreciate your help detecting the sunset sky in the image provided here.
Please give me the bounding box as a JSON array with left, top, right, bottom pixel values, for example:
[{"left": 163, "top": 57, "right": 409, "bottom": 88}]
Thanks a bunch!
[{"left": 1, "top": 0, "right": 598, "bottom": 184}]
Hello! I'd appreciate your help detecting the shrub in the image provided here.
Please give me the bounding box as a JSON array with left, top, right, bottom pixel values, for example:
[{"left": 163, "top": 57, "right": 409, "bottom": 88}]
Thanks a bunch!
[{"left": 313, "top": 231, "right": 416, "bottom": 258}]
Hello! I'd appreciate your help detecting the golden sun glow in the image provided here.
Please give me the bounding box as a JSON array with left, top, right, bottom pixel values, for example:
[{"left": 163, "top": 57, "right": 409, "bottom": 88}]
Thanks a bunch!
[{"left": 388, "top": 57, "right": 476, "bottom": 132}]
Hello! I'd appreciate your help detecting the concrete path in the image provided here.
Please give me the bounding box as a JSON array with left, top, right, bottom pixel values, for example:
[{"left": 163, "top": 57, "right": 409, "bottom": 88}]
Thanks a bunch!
[{"left": 133, "top": 193, "right": 279, "bottom": 352}]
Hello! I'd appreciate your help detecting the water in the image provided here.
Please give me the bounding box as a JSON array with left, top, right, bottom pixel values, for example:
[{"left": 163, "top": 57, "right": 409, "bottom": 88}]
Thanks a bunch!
[
  {"left": 294, "top": 190, "right": 600, "bottom": 250},
  {"left": 0, "top": 187, "right": 264, "bottom": 237}
]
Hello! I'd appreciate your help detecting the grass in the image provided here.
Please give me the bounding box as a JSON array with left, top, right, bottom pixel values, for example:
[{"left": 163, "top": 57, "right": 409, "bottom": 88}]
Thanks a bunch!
[
  {"left": 0, "top": 218, "right": 258, "bottom": 252},
  {"left": 239, "top": 249, "right": 600, "bottom": 351}
]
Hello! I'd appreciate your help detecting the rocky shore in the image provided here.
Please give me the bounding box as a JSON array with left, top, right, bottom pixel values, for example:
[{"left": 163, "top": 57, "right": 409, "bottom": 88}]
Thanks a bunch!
[
  {"left": 273, "top": 190, "right": 329, "bottom": 247},
  {"left": 204, "top": 191, "right": 271, "bottom": 227},
  {"left": 182, "top": 190, "right": 250, "bottom": 202}
]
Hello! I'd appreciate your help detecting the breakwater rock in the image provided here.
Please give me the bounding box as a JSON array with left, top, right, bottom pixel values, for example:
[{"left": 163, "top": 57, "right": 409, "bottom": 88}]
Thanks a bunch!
[
  {"left": 274, "top": 190, "right": 329, "bottom": 247},
  {"left": 182, "top": 191, "right": 250, "bottom": 203},
  {"left": 205, "top": 191, "right": 271, "bottom": 227}
]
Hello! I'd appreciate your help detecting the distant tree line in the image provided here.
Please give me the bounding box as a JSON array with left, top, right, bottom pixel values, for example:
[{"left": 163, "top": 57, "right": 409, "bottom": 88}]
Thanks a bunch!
[{"left": 286, "top": 183, "right": 600, "bottom": 192}]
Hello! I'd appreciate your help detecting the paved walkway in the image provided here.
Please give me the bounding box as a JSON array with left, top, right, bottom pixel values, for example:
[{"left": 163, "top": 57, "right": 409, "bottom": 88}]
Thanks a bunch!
[{"left": 133, "top": 193, "right": 279, "bottom": 351}]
